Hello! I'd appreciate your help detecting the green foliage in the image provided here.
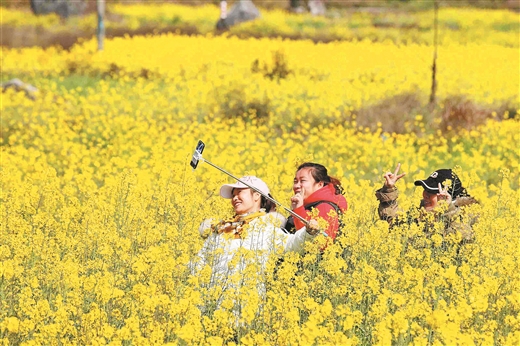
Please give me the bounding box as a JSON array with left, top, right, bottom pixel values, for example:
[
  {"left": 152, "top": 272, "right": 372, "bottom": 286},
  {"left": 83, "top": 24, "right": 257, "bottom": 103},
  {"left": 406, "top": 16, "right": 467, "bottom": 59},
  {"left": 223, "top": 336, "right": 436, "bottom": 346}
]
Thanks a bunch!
[{"left": 251, "top": 49, "right": 292, "bottom": 81}]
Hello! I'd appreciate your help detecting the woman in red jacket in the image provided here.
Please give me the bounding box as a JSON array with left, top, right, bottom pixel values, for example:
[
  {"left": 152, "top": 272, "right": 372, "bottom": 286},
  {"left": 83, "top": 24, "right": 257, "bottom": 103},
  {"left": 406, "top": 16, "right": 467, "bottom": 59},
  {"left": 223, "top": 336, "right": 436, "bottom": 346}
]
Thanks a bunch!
[{"left": 285, "top": 162, "right": 348, "bottom": 241}]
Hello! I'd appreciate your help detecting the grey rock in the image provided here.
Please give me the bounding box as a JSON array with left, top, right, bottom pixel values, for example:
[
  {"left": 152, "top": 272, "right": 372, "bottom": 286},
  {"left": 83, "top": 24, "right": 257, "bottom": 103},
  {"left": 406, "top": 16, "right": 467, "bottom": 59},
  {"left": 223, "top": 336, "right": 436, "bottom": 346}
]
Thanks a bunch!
[
  {"left": 216, "top": 18, "right": 229, "bottom": 31},
  {"left": 220, "top": 0, "right": 261, "bottom": 28},
  {"left": 30, "top": 0, "right": 87, "bottom": 18},
  {"left": 1, "top": 79, "right": 38, "bottom": 100}
]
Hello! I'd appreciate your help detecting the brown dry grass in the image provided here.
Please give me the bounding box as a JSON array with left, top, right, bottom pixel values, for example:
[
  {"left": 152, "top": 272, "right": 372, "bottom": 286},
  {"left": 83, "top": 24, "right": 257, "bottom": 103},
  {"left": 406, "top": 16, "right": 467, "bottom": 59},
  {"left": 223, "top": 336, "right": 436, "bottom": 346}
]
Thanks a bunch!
[
  {"left": 0, "top": 24, "right": 202, "bottom": 50},
  {"left": 1, "top": 23, "right": 357, "bottom": 50},
  {"left": 353, "top": 93, "right": 424, "bottom": 133},
  {"left": 438, "top": 96, "right": 515, "bottom": 133},
  {"left": 351, "top": 92, "right": 516, "bottom": 135}
]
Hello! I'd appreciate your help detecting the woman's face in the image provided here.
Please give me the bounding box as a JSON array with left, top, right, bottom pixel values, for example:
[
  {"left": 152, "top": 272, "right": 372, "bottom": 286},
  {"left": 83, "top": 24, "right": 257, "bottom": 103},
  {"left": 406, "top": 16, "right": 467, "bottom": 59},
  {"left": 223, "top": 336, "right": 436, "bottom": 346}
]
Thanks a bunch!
[
  {"left": 422, "top": 190, "right": 439, "bottom": 211},
  {"left": 293, "top": 168, "right": 324, "bottom": 200},
  {"left": 231, "top": 188, "right": 261, "bottom": 215}
]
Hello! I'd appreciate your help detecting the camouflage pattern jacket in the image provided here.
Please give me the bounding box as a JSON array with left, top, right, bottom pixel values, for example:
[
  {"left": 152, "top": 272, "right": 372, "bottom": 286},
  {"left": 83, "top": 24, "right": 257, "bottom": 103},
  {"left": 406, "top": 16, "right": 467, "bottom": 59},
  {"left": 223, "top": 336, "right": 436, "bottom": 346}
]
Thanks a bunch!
[{"left": 375, "top": 186, "right": 478, "bottom": 241}]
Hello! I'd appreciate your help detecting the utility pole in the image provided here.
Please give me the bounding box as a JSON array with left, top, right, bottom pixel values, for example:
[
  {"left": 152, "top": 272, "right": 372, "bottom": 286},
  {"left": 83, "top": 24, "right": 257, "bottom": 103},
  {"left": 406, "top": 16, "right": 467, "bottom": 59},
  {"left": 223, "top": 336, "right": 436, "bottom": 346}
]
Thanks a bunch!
[
  {"left": 97, "top": 0, "right": 105, "bottom": 51},
  {"left": 429, "top": 0, "right": 439, "bottom": 106}
]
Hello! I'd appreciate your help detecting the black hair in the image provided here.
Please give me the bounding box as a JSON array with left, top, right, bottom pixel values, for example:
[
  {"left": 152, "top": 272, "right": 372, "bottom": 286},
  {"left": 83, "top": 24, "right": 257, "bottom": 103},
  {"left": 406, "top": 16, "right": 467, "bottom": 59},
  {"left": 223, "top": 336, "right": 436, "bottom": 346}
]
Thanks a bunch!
[
  {"left": 236, "top": 188, "right": 276, "bottom": 213},
  {"left": 297, "top": 162, "right": 344, "bottom": 195},
  {"left": 261, "top": 193, "right": 277, "bottom": 213}
]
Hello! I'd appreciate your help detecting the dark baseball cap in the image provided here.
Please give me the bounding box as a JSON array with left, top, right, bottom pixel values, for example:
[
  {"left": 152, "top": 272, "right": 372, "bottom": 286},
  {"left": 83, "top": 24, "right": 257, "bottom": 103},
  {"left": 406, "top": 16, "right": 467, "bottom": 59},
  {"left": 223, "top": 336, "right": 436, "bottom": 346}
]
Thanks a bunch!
[{"left": 414, "top": 169, "right": 464, "bottom": 198}]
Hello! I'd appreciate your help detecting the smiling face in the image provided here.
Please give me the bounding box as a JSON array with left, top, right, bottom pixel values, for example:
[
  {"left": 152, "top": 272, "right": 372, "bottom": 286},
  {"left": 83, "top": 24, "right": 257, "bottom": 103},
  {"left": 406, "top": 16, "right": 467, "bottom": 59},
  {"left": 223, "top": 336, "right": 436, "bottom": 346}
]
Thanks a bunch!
[
  {"left": 231, "top": 188, "right": 261, "bottom": 215},
  {"left": 293, "top": 167, "right": 324, "bottom": 200},
  {"left": 422, "top": 190, "right": 439, "bottom": 211}
]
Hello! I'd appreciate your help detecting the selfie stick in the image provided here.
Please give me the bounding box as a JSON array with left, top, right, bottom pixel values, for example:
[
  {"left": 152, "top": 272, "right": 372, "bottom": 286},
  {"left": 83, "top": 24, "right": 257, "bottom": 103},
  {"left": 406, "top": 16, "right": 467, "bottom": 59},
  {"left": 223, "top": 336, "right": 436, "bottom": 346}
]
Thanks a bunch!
[{"left": 193, "top": 152, "right": 309, "bottom": 225}]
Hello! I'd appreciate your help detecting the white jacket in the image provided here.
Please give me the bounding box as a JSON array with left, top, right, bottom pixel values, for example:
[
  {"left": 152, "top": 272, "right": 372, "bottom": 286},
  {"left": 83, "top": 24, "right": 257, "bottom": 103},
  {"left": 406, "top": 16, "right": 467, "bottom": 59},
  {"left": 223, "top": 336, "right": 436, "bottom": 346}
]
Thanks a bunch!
[{"left": 196, "top": 213, "right": 314, "bottom": 288}]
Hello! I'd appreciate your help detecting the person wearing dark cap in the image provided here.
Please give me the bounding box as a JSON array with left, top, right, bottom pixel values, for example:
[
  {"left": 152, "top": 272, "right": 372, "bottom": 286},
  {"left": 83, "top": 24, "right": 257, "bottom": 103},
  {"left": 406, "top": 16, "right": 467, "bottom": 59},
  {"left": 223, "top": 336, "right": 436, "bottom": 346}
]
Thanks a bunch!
[
  {"left": 414, "top": 168, "right": 468, "bottom": 211},
  {"left": 375, "top": 164, "right": 478, "bottom": 241}
]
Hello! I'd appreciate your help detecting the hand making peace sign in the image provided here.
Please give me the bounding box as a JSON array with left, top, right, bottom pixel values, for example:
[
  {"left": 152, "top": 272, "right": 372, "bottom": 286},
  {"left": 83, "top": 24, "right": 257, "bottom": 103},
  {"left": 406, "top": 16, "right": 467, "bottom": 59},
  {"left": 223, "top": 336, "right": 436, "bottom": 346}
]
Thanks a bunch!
[
  {"left": 436, "top": 182, "right": 453, "bottom": 204},
  {"left": 383, "top": 163, "right": 407, "bottom": 189}
]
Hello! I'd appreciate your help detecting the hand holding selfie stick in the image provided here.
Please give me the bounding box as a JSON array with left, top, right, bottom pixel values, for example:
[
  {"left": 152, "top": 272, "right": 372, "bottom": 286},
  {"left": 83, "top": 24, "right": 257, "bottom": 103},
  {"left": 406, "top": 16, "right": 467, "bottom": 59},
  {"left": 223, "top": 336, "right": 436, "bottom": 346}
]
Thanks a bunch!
[{"left": 190, "top": 141, "right": 310, "bottom": 226}]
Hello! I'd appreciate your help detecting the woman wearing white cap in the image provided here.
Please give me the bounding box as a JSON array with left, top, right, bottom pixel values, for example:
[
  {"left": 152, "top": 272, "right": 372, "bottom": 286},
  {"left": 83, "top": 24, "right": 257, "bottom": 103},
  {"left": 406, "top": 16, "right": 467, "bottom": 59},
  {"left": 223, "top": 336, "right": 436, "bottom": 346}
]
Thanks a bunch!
[{"left": 195, "top": 176, "right": 320, "bottom": 314}]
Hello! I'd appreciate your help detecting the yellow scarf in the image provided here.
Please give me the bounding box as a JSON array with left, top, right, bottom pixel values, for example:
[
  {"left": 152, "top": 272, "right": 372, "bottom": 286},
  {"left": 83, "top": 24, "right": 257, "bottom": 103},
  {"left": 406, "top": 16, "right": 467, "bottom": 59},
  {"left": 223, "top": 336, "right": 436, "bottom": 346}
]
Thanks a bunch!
[{"left": 213, "top": 210, "right": 266, "bottom": 239}]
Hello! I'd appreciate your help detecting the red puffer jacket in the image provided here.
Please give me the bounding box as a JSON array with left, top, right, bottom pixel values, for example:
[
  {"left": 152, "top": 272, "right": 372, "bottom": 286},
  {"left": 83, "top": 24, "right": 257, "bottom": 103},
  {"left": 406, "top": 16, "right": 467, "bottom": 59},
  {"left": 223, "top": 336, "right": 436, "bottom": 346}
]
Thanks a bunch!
[{"left": 292, "top": 184, "right": 348, "bottom": 240}]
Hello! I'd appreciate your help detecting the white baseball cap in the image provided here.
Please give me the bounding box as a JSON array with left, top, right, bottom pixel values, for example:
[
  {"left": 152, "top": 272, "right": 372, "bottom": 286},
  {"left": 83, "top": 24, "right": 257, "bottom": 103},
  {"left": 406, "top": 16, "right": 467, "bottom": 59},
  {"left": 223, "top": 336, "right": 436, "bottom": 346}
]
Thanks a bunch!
[{"left": 220, "top": 176, "right": 270, "bottom": 199}]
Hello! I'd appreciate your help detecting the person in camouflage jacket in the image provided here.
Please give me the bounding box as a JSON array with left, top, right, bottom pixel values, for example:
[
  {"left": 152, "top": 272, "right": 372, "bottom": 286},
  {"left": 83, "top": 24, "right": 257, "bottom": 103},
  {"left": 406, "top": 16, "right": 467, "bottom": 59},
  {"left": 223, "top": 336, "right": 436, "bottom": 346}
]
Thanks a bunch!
[{"left": 375, "top": 164, "right": 478, "bottom": 241}]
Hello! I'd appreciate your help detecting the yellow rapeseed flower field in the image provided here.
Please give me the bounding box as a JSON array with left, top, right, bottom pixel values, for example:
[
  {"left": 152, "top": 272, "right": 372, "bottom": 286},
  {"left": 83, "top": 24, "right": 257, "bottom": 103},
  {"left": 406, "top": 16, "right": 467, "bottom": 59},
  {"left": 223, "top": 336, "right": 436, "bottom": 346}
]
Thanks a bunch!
[{"left": 1, "top": 17, "right": 519, "bottom": 346}]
